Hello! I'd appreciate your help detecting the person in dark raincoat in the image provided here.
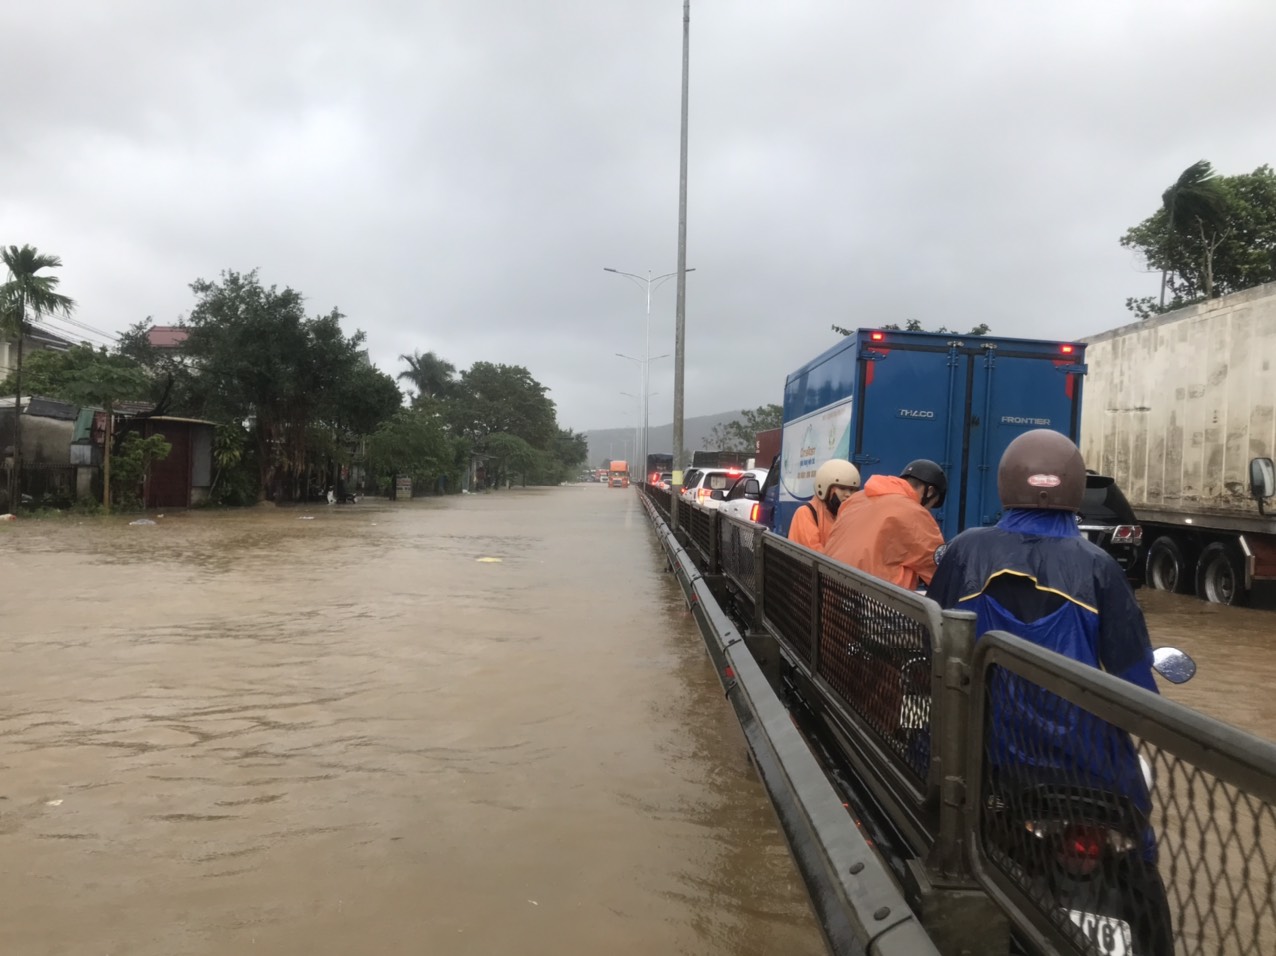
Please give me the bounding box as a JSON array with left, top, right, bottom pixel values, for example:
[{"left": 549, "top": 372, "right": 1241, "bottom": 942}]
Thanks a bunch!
[{"left": 927, "top": 430, "right": 1170, "bottom": 953}]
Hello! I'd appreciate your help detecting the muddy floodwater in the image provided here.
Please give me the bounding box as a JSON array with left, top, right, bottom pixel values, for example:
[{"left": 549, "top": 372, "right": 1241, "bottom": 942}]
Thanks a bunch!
[
  {"left": 4, "top": 489, "right": 1275, "bottom": 956},
  {"left": 0, "top": 489, "right": 823, "bottom": 956}
]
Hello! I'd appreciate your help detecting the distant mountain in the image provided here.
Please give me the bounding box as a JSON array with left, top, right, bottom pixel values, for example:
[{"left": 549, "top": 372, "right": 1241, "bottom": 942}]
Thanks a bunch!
[{"left": 585, "top": 410, "right": 748, "bottom": 469}]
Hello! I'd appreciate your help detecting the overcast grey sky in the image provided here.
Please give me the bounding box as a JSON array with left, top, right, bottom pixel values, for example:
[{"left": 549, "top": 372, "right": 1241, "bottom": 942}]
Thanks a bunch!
[{"left": 3, "top": 1, "right": 1273, "bottom": 433}]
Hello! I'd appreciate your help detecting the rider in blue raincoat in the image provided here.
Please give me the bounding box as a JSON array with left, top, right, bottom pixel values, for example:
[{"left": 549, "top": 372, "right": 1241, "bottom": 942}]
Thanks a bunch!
[{"left": 926, "top": 430, "right": 1159, "bottom": 814}]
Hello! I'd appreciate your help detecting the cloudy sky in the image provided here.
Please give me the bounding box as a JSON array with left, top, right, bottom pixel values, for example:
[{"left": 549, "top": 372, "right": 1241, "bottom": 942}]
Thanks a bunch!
[{"left": 3, "top": 1, "right": 1273, "bottom": 433}]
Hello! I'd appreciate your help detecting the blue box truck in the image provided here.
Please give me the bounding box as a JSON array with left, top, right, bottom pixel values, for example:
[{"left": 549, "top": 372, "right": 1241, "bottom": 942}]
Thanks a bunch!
[{"left": 769, "top": 328, "right": 1101, "bottom": 543}]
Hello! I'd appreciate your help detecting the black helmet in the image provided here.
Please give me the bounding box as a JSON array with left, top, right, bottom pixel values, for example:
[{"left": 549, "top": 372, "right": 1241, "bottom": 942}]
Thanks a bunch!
[
  {"left": 900, "top": 459, "right": 947, "bottom": 509},
  {"left": 998, "top": 429, "right": 1085, "bottom": 511}
]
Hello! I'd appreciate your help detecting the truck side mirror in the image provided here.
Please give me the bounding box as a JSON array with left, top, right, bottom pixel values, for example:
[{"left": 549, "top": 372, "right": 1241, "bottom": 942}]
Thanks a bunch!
[{"left": 1250, "top": 458, "right": 1275, "bottom": 513}]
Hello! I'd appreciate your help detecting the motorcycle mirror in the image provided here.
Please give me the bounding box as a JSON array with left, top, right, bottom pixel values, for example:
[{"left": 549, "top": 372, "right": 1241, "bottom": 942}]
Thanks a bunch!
[{"left": 1152, "top": 647, "right": 1197, "bottom": 684}]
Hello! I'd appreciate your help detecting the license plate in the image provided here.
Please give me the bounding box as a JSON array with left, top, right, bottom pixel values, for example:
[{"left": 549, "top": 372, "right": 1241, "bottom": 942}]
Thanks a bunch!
[{"left": 1067, "top": 910, "right": 1132, "bottom": 956}]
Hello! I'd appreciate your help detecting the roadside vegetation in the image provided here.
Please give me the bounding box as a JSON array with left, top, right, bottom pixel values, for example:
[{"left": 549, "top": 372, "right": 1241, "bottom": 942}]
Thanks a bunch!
[
  {"left": 1, "top": 263, "right": 587, "bottom": 508},
  {"left": 1122, "top": 162, "right": 1276, "bottom": 318}
]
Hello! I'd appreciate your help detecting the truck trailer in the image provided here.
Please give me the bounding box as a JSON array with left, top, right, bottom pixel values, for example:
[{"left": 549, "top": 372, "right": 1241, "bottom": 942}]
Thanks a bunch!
[
  {"left": 1081, "top": 284, "right": 1276, "bottom": 605},
  {"left": 766, "top": 328, "right": 1143, "bottom": 576}
]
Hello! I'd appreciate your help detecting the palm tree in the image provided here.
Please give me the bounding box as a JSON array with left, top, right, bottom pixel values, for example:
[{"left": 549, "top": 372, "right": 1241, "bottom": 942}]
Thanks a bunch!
[
  {"left": 397, "top": 349, "right": 456, "bottom": 403},
  {"left": 1, "top": 245, "right": 76, "bottom": 509},
  {"left": 1159, "top": 161, "right": 1228, "bottom": 305}
]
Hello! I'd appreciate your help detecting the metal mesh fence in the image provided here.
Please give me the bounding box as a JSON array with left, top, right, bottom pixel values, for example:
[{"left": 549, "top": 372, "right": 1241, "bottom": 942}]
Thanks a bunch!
[
  {"left": 1139, "top": 740, "right": 1276, "bottom": 955},
  {"left": 973, "top": 657, "right": 1276, "bottom": 956},
  {"left": 815, "top": 569, "right": 934, "bottom": 787},
  {"left": 687, "top": 503, "right": 713, "bottom": 567},
  {"left": 646, "top": 484, "right": 671, "bottom": 522},
  {"left": 718, "top": 515, "right": 759, "bottom": 600},
  {"left": 760, "top": 540, "right": 814, "bottom": 663}
]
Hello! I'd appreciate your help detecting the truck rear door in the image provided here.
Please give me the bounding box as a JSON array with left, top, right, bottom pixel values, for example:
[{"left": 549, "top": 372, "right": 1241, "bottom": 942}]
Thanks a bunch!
[
  {"left": 958, "top": 342, "right": 1085, "bottom": 531},
  {"left": 853, "top": 334, "right": 964, "bottom": 536}
]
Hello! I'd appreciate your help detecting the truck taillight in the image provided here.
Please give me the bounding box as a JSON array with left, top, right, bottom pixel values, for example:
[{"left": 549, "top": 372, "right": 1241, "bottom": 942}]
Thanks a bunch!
[
  {"left": 749, "top": 502, "right": 759, "bottom": 523},
  {"left": 698, "top": 488, "right": 711, "bottom": 498},
  {"left": 1112, "top": 524, "right": 1143, "bottom": 544},
  {"left": 1061, "top": 344, "right": 1075, "bottom": 355}
]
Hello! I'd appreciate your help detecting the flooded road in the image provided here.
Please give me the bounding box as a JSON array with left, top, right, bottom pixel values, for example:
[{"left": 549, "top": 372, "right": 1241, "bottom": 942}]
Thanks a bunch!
[
  {"left": 1137, "top": 588, "right": 1276, "bottom": 739},
  {"left": 0, "top": 488, "right": 823, "bottom": 956}
]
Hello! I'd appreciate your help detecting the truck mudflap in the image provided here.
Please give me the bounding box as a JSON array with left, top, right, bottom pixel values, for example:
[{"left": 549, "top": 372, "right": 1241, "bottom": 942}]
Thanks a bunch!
[{"left": 642, "top": 496, "right": 941, "bottom": 956}]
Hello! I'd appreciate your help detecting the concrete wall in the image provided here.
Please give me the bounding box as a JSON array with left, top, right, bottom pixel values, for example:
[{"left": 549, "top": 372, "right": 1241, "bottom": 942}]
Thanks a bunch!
[{"left": 1081, "top": 282, "right": 1276, "bottom": 516}]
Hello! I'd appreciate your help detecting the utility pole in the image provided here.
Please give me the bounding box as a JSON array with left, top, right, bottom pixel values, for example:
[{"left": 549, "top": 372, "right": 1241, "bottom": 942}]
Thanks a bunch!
[{"left": 671, "top": 0, "right": 691, "bottom": 531}]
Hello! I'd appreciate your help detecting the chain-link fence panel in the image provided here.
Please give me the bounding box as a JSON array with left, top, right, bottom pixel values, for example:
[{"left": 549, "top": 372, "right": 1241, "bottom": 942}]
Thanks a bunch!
[
  {"left": 1139, "top": 740, "right": 1276, "bottom": 955},
  {"left": 816, "top": 568, "right": 935, "bottom": 789},
  {"left": 760, "top": 539, "right": 815, "bottom": 663},
  {"left": 646, "top": 484, "right": 671, "bottom": 522},
  {"left": 686, "top": 503, "right": 713, "bottom": 568},
  {"left": 970, "top": 635, "right": 1276, "bottom": 956},
  {"left": 718, "top": 515, "right": 759, "bottom": 601}
]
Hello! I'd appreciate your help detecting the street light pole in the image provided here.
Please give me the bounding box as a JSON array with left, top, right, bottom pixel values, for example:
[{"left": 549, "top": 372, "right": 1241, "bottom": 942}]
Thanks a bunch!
[
  {"left": 604, "top": 266, "right": 693, "bottom": 480},
  {"left": 620, "top": 391, "right": 641, "bottom": 476},
  {"left": 672, "top": 0, "right": 691, "bottom": 531},
  {"left": 615, "top": 348, "right": 671, "bottom": 477}
]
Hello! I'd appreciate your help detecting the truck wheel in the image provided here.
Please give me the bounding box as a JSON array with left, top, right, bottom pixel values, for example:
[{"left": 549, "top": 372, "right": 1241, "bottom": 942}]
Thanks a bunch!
[
  {"left": 1195, "top": 543, "right": 1249, "bottom": 607},
  {"left": 1146, "top": 537, "right": 1189, "bottom": 593}
]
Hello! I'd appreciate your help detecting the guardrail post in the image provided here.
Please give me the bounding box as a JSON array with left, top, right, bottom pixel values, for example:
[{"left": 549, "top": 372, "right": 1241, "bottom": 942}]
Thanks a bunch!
[
  {"left": 928, "top": 609, "right": 976, "bottom": 879},
  {"left": 904, "top": 608, "right": 1010, "bottom": 956},
  {"left": 708, "top": 511, "right": 720, "bottom": 573}
]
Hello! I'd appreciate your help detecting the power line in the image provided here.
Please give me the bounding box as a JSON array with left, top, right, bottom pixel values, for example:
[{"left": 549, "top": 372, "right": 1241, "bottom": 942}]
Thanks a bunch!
[
  {"left": 33, "top": 318, "right": 116, "bottom": 349},
  {"left": 50, "top": 314, "right": 120, "bottom": 342}
]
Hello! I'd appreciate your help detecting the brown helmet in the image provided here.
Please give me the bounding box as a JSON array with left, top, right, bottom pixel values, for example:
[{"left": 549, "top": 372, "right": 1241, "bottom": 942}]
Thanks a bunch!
[{"left": 998, "top": 429, "right": 1085, "bottom": 511}]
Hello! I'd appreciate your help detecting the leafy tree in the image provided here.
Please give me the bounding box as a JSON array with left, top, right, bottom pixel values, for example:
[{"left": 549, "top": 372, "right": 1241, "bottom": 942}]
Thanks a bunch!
[
  {"left": 703, "top": 404, "right": 784, "bottom": 451},
  {"left": 550, "top": 427, "right": 589, "bottom": 478},
  {"left": 485, "top": 432, "right": 544, "bottom": 487},
  {"left": 0, "top": 344, "right": 148, "bottom": 402},
  {"left": 365, "top": 408, "right": 452, "bottom": 494},
  {"left": 1, "top": 244, "right": 76, "bottom": 508},
  {"left": 109, "top": 433, "right": 172, "bottom": 509},
  {"left": 1121, "top": 163, "right": 1276, "bottom": 317},
  {"left": 397, "top": 350, "right": 456, "bottom": 403},
  {"left": 178, "top": 269, "right": 387, "bottom": 500},
  {"left": 831, "top": 320, "right": 990, "bottom": 336},
  {"left": 208, "top": 423, "right": 258, "bottom": 506},
  {"left": 447, "top": 361, "right": 557, "bottom": 450}
]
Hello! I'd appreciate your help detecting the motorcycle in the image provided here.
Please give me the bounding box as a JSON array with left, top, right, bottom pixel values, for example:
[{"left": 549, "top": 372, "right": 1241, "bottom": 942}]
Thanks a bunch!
[{"left": 983, "top": 647, "right": 1195, "bottom": 956}]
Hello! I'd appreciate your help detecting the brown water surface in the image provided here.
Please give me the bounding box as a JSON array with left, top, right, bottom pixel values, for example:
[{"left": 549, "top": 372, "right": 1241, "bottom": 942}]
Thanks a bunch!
[{"left": 0, "top": 488, "right": 823, "bottom": 956}]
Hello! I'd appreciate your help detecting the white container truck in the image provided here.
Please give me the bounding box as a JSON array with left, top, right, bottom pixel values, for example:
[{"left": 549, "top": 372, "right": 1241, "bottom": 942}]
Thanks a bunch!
[{"left": 1081, "top": 283, "right": 1276, "bottom": 605}]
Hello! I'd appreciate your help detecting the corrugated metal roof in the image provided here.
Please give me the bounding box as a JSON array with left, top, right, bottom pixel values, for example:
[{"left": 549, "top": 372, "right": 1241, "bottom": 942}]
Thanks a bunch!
[
  {"left": 25, "top": 397, "right": 79, "bottom": 420},
  {"left": 147, "top": 416, "right": 219, "bottom": 426}
]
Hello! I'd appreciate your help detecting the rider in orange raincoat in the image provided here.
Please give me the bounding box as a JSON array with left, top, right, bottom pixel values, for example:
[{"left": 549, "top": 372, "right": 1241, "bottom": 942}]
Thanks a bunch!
[
  {"left": 788, "top": 459, "right": 861, "bottom": 552},
  {"left": 823, "top": 459, "right": 947, "bottom": 590}
]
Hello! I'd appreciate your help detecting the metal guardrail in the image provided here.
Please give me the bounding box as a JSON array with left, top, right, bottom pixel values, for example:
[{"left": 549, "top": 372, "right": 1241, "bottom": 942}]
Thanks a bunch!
[
  {"left": 968, "top": 632, "right": 1276, "bottom": 956},
  {"left": 637, "top": 484, "right": 1276, "bottom": 956},
  {"left": 638, "top": 490, "right": 944, "bottom": 956}
]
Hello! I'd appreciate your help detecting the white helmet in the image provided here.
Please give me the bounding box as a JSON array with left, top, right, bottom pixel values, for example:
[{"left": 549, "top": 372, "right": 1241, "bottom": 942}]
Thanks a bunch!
[{"left": 814, "top": 459, "right": 861, "bottom": 501}]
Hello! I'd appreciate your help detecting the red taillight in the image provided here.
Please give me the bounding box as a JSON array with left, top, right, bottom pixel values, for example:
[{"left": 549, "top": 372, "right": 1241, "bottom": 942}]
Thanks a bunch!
[
  {"left": 749, "top": 502, "right": 759, "bottom": 522},
  {"left": 1112, "top": 524, "right": 1143, "bottom": 544},
  {"left": 1058, "top": 824, "right": 1105, "bottom": 877},
  {"left": 870, "top": 331, "right": 885, "bottom": 342},
  {"left": 698, "top": 488, "right": 711, "bottom": 498},
  {"left": 1061, "top": 344, "right": 1075, "bottom": 354}
]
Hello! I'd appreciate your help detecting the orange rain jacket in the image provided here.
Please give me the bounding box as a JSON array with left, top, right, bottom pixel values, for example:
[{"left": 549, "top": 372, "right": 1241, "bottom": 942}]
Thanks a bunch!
[
  {"left": 787, "top": 495, "right": 838, "bottom": 552},
  {"left": 823, "top": 475, "right": 945, "bottom": 590}
]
